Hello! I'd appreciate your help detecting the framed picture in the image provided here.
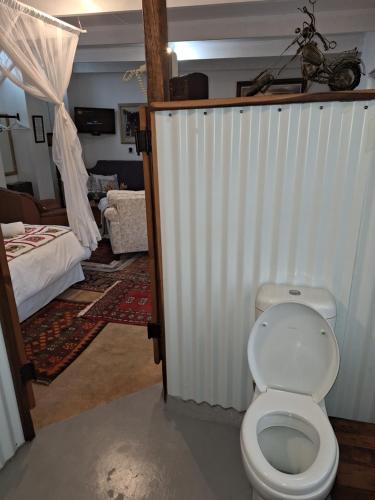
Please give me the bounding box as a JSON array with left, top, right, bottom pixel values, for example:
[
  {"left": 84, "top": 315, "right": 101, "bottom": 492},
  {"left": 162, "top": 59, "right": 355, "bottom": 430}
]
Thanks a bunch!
[
  {"left": 236, "top": 78, "right": 307, "bottom": 97},
  {"left": 32, "top": 115, "right": 45, "bottom": 143},
  {"left": 118, "top": 103, "right": 141, "bottom": 144}
]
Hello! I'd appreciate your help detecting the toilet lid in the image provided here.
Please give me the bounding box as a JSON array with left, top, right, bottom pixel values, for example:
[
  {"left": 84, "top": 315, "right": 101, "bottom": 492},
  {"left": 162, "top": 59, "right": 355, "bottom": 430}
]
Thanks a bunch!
[{"left": 248, "top": 302, "right": 340, "bottom": 402}]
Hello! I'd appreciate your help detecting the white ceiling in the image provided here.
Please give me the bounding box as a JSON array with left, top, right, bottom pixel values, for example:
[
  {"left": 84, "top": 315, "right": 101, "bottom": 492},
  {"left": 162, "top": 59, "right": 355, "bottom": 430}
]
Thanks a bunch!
[
  {"left": 25, "top": 0, "right": 375, "bottom": 18},
  {"left": 61, "top": 0, "right": 375, "bottom": 27},
  {"left": 23, "top": 1, "right": 375, "bottom": 74}
]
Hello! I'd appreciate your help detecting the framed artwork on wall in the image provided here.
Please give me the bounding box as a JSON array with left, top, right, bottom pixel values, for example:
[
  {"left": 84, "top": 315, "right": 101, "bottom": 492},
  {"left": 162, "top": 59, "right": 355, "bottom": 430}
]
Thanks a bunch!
[
  {"left": 236, "top": 78, "right": 307, "bottom": 97},
  {"left": 32, "top": 115, "right": 45, "bottom": 143},
  {"left": 118, "top": 103, "right": 141, "bottom": 144}
]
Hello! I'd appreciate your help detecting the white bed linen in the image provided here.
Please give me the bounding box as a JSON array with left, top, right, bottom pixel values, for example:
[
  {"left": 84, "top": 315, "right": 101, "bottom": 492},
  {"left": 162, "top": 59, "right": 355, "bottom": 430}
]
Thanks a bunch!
[
  {"left": 8, "top": 227, "right": 90, "bottom": 312},
  {"left": 17, "top": 264, "right": 84, "bottom": 322}
]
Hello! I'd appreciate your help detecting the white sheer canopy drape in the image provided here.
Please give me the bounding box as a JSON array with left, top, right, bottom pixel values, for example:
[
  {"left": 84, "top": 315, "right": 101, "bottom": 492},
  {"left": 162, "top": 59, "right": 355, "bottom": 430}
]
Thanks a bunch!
[{"left": 0, "top": 0, "right": 100, "bottom": 250}]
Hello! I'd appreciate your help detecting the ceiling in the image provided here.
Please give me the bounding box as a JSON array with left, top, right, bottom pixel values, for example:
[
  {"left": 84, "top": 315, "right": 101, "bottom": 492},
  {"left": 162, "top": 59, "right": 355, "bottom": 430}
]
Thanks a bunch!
[
  {"left": 26, "top": 0, "right": 375, "bottom": 19},
  {"left": 23, "top": 1, "right": 375, "bottom": 75},
  {"left": 59, "top": 0, "right": 375, "bottom": 31}
]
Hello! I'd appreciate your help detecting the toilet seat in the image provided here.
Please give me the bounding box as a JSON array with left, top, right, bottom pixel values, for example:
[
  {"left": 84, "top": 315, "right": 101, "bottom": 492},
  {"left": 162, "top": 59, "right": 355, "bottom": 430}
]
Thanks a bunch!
[
  {"left": 241, "top": 389, "right": 338, "bottom": 497},
  {"left": 248, "top": 302, "right": 340, "bottom": 402}
]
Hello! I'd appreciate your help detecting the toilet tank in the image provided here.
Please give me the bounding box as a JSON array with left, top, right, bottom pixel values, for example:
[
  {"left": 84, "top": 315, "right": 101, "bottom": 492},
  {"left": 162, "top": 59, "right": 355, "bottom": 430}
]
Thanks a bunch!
[{"left": 255, "top": 284, "right": 337, "bottom": 329}]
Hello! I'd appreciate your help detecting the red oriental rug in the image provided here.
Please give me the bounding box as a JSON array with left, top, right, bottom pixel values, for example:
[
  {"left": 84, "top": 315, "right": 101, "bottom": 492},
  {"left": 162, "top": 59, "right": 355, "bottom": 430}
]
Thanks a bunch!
[
  {"left": 80, "top": 279, "right": 152, "bottom": 326},
  {"left": 21, "top": 255, "right": 152, "bottom": 384},
  {"left": 74, "top": 254, "right": 151, "bottom": 293},
  {"left": 21, "top": 300, "right": 106, "bottom": 384},
  {"left": 79, "top": 255, "right": 152, "bottom": 324}
]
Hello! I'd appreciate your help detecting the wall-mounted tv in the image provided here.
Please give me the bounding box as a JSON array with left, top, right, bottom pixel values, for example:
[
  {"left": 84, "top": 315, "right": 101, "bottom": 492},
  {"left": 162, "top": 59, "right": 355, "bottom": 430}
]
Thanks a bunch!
[{"left": 74, "top": 107, "right": 116, "bottom": 135}]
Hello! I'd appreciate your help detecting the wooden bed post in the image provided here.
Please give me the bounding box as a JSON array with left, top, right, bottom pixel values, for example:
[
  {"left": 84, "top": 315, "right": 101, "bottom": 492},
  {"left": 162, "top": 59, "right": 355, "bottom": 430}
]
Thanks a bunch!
[
  {"left": 141, "top": 0, "right": 169, "bottom": 399},
  {"left": 0, "top": 228, "right": 35, "bottom": 441}
]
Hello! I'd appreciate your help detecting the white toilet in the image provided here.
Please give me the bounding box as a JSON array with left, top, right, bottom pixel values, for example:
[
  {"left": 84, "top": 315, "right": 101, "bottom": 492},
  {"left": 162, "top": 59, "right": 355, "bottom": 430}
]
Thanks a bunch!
[{"left": 241, "top": 284, "right": 340, "bottom": 500}]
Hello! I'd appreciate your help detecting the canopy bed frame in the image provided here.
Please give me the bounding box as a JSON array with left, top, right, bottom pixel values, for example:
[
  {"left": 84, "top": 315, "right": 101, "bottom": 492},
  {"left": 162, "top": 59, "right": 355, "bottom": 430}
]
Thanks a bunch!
[{"left": 0, "top": 0, "right": 101, "bottom": 448}]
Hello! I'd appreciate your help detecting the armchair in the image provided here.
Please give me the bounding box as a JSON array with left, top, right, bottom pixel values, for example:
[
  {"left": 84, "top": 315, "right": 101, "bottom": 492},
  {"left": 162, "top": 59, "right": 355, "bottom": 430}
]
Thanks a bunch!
[
  {"left": 0, "top": 188, "right": 69, "bottom": 226},
  {"left": 104, "top": 190, "right": 148, "bottom": 254}
]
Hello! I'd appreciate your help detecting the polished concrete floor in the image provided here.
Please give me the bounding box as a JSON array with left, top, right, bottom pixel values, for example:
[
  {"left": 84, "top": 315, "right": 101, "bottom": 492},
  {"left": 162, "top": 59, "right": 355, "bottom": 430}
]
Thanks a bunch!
[
  {"left": 0, "top": 385, "right": 251, "bottom": 500},
  {"left": 32, "top": 323, "right": 162, "bottom": 428}
]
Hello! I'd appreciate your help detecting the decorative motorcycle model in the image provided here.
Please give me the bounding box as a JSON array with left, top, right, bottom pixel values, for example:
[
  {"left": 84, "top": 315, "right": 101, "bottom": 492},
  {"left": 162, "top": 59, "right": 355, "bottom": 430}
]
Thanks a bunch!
[{"left": 246, "top": 0, "right": 365, "bottom": 96}]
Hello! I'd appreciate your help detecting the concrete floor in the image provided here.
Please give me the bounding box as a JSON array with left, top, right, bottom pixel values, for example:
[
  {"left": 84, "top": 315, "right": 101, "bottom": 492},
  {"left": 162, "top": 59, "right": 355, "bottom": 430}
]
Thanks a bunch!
[
  {"left": 0, "top": 385, "right": 251, "bottom": 500},
  {"left": 32, "top": 323, "right": 162, "bottom": 428}
]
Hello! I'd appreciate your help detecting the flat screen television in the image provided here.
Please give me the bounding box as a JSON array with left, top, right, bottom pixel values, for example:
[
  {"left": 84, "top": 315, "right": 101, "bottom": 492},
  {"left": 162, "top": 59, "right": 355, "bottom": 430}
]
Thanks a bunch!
[{"left": 74, "top": 107, "right": 116, "bottom": 135}]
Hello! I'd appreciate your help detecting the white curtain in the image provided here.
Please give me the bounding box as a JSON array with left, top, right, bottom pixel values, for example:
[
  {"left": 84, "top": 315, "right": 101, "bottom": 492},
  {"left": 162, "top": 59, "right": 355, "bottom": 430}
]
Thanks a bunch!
[{"left": 0, "top": 0, "right": 100, "bottom": 250}]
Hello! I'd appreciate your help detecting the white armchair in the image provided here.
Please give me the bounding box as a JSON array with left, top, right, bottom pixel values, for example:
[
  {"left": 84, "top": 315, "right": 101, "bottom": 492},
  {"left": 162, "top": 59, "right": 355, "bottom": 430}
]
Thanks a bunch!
[{"left": 104, "top": 190, "right": 148, "bottom": 254}]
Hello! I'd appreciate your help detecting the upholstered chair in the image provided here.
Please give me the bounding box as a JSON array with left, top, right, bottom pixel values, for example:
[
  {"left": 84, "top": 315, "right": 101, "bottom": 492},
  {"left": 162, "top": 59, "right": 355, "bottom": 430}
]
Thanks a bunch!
[{"left": 104, "top": 190, "right": 148, "bottom": 254}]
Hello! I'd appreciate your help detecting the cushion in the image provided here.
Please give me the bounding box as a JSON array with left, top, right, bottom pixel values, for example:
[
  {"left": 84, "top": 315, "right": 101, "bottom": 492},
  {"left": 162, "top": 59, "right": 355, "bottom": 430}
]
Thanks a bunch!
[
  {"left": 1, "top": 221, "right": 25, "bottom": 238},
  {"left": 88, "top": 174, "right": 119, "bottom": 193},
  {"left": 88, "top": 161, "right": 144, "bottom": 190},
  {"left": 87, "top": 174, "right": 97, "bottom": 193},
  {"left": 98, "top": 175, "right": 119, "bottom": 192}
]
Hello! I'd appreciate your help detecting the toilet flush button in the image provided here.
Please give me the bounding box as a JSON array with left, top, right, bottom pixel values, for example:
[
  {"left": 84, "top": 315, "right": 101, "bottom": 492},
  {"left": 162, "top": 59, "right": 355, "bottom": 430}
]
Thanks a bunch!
[{"left": 289, "top": 289, "right": 302, "bottom": 296}]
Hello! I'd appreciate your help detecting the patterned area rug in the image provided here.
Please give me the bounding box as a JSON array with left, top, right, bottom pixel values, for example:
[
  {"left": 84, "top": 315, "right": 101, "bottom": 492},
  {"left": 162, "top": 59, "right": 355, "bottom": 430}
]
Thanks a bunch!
[
  {"left": 74, "top": 254, "right": 151, "bottom": 292},
  {"left": 83, "top": 239, "right": 139, "bottom": 272},
  {"left": 80, "top": 280, "right": 152, "bottom": 326},
  {"left": 72, "top": 270, "right": 118, "bottom": 293},
  {"left": 21, "top": 300, "right": 106, "bottom": 384},
  {"left": 79, "top": 255, "right": 152, "bottom": 325},
  {"left": 21, "top": 255, "right": 152, "bottom": 384}
]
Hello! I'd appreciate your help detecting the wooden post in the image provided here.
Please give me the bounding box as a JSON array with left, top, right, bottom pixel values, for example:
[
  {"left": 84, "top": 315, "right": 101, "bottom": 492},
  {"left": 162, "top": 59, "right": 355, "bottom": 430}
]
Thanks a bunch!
[
  {"left": 141, "top": 0, "right": 169, "bottom": 398},
  {"left": 142, "top": 0, "right": 170, "bottom": 103},
  {"left": 0, "top": 229, "right": 35, "bottom": 440}
]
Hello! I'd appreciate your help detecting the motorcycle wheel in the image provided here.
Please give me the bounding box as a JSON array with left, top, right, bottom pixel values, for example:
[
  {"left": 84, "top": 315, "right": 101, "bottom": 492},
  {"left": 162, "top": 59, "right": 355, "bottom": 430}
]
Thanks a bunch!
[{"left": 328, "top": 61, "right": 362, "bottom": 91}]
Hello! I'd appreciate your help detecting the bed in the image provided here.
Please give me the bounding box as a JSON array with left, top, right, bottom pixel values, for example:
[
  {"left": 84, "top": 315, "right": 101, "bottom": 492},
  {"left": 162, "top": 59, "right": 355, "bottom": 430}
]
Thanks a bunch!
[{"left": 5, "top": 225, "right": 90, "bottom": 321}]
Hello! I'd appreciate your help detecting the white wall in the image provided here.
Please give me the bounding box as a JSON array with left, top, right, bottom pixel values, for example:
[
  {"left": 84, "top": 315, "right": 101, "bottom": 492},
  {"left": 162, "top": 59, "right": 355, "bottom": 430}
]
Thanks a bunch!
[
  {"left": 68, "top": 72, "right": 146, "bottom": 168},
  {"left": 155, "top": 100, "right": 375, "bottom": 422},
  {"left": 203, "top": 68, "right": 303, "bottom": 99},
  {"left": 25, "top": 94, "right": 55, "bottom": 200},
  {"left": 0, "top": 78, "right": 28, "bottom": 186},
  {"left": 361, "top": 32, "right": 375, "bottom": 89},
  {"left": 0, "top": 79, "right": 56, "bottom": 199}
]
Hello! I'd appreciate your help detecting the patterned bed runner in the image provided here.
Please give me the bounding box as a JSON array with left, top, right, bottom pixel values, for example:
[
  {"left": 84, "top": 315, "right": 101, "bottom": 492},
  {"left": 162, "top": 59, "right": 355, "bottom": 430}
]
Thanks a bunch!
[{"left": 5, "top": 225, "right": 71, "bottom": 262}]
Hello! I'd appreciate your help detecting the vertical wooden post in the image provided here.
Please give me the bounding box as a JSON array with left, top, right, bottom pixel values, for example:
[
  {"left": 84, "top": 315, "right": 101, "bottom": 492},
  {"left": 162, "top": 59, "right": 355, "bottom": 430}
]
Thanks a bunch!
[
  {"left": 141, "top": 0, "right": 169, "bottom": 398},
  {"left": 0, "top": 229, "right": 35, "bottom": 441},
  {"left": 142, "top": 0, "right": 170, "bottom": 103}
]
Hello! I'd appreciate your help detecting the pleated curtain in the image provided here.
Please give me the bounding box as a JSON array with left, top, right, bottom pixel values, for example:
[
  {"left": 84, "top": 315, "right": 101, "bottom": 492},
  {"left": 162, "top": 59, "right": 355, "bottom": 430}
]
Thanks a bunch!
[{"left": 0, "top": 0, "right": 100, "bottom": 250}]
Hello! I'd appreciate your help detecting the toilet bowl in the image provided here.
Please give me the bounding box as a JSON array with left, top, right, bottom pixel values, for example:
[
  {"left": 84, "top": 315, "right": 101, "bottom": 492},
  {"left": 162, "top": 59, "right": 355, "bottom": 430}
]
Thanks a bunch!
[{"left": 241, "top": 288, "right": 340, "bottom": 500}]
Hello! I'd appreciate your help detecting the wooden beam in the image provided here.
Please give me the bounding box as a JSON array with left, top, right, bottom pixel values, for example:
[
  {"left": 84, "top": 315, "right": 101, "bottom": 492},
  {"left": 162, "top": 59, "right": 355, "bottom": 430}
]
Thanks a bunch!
[
  {"left": 141, "top": 0, "right": 169, "bottom": 399},
  {"left": 150, "top": 89, "right": 375, "bottom": 111},
  {"left": 0, "top": 229, "right": 35, "bottom": 441},
  {"left": 139, "top": 106, "right": 161, "bottom": 363},
  {"left": 142, "top": 0, "right": 170, "bottom": 103}
]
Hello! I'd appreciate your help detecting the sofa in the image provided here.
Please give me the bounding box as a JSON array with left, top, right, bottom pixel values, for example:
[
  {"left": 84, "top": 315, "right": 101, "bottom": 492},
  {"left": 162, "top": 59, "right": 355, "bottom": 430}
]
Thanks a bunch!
[
  {"left": 104, "top": 190, "right": 148, "bottom": 254},
  {"left": 0, "top": 188, "right": 69, "bottom": 226},
  {"left": 88, "top": 160, "right": 145, "bottom": 191}
]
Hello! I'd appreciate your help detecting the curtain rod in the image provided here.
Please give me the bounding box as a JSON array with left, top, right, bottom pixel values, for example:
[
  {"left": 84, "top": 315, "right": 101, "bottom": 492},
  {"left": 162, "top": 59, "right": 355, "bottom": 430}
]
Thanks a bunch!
[{"left": 0, "top": 0, "right": 86, "bottom": 34}]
